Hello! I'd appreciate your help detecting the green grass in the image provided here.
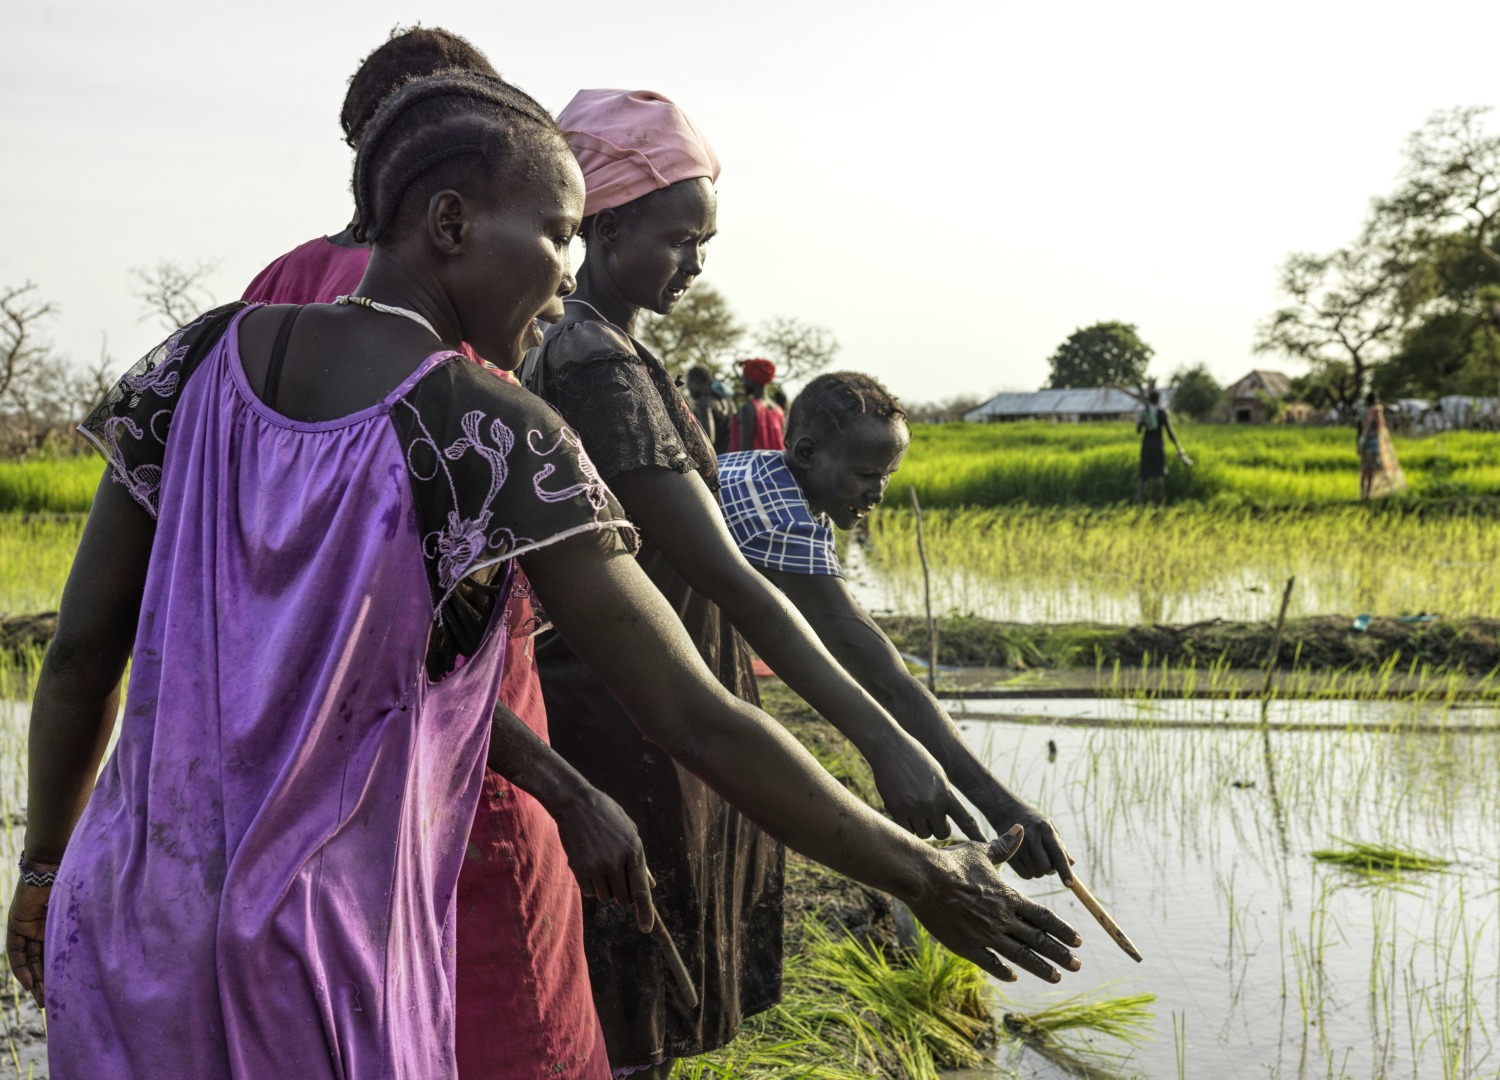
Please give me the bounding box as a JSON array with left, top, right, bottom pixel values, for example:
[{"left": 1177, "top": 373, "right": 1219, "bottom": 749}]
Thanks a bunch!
[
  {"left": 675, "top": 918, "right": 998, "bottom": 1080},
  {"left": 0, "top": 457, "right": 103, "bottom": 513},
  {"left": 892, "top": 422, "right": 1500, "bottom": 508},
  {"left": 1310, "top": 840, "right": 1452, "bottom": 876},
  {"left": 0, "top": 515, "right": 86, "bottom": 614},
  {"left": 861, "top": 503, "right": 1500, "bottom": 622}
]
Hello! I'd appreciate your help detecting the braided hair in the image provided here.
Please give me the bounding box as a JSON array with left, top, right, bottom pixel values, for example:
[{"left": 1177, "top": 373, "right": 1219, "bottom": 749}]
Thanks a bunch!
[
  {"left": 340, "top": 26, "right": 497, "bottom": 149},
  {"left": 786, "top": 371, "right": 909, "bottom": 444},
  {"left": 352, "top": 70, "right": 566, "bottom": 244}
]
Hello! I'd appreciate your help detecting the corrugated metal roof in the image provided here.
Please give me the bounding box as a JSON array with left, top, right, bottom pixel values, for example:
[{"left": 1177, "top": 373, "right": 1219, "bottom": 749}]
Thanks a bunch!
[{"left": 963, "top": 387, "right": 1171, "bottom": 421}]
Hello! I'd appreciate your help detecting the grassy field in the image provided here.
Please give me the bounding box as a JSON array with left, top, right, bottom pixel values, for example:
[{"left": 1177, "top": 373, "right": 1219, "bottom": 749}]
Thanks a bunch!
[
  {"left": 859, "top": 503, "right": 1500, "bottom": 623},
  {"left": 890, "top": 422, "right": 1500, "bottom": 508},
  {"left": 0, "top": 457, "right": 103, "bottom": 513}
]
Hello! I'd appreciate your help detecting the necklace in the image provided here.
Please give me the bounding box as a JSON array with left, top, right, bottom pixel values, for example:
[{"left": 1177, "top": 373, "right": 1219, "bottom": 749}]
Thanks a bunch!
[
  {"left": 562, "top": 297, "right": 618, "bottom": 328},
  {"left": 334, "top": 295, "right": 440, "bottom": 339}
]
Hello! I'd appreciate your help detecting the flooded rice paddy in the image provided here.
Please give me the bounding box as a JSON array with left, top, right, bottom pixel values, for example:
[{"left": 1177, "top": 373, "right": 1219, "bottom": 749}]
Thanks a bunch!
[
  {"left": 2, "top": 691, "right": 1498, "bottom": 1078},
  {"left": 958, "top": 697, "right": 1500, "bottom": 1078}
]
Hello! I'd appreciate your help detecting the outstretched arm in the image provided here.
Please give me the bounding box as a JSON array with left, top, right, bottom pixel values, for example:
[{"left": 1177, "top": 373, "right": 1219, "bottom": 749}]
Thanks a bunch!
[
  {"left": 761, "top": 567, "right": 1074, "bottom": 883},
  {"left": 608, "top": 465, "right": 979, "bottom": 841},
  {"left": 8, "top": 477, "right": 154, "bottom": 1006},
  {"left": 519, "top": 532, "right": 1082, "bottom": 984}
]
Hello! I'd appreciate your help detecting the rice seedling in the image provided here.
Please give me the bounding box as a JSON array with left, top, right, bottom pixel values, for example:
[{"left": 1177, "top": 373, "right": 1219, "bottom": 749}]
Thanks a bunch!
[
  {"left": 0, "top": 513, "right": 85, "bottom": 614},
  {"left": 677, "top": 917, "right": 1001, "bottom": 1080},
  {"left": 0, "top": 457, "right": 102, "bottom": 514},
  {"left": 1311, "top": 841, "right": 1452, "bottom": 877},
  {"left": 1000, "top": 989, "right": 1157, "bottom": 1045}
]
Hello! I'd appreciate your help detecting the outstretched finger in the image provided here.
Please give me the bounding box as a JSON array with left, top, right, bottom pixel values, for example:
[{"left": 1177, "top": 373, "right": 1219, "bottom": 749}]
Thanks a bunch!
[
  {"left": 996, "top": 936, "right": 1062, "bottom": 983},
  {"left": 987, "top": 824, "right": 1025, "bottom": 866},
  {"left": 1015, "top": 921, "right": 1080, "bottom": 971},
  {"left": 627, "top": 857, "right": 657, "bottom": 935},
  {"left": 1018, "top": 897, "right": 1082, "bottom": 947},
  {"left": 1043, "top": 830, "right": 1075, "bottom": 885},
  {"left": 947, "top": 799, "right": 986, "bottom": 843},
  {"left": 961, "top": 946, "right": 1016, "bottom": 983}
]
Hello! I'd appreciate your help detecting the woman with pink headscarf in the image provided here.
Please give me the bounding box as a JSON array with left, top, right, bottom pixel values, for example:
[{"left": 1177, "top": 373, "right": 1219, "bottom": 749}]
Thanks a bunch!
[{"left": 524, "top": 90, "right": 1077, "bottom": 1078}]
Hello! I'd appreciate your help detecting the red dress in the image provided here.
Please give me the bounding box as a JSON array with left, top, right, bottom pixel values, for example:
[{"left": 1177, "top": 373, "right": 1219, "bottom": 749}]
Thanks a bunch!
[
  {"left": 243, "top": 239, "right": 607, "bottom": 1080},
  {"left": 728, "top": 398, "right": 785, "bottom": 451}
]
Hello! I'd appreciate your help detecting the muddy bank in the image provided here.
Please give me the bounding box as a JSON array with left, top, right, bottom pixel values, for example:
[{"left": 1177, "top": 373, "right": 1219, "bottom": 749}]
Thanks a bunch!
[{"left": 877, "top": 613, "right": 1500, "bottom": 675}]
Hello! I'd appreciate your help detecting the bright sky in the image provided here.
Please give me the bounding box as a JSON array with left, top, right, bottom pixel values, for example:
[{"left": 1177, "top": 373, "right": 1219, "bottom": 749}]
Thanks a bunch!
[{"left": 3, "top": 0, "right": 1498, "bottom": 404}]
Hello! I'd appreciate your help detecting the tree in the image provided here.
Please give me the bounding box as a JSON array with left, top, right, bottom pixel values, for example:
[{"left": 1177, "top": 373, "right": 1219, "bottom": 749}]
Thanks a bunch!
[
  {"left": 133, "top": 258, "right": 220, "bottom": 330},
  {"left": 752, "top": 316, "right": 839, "bottom": 388},
  {"left": 1254, "top": 228, "right": 1409, "bottom": 413},
  {"left": 637, "top": 282, "right": 744, "bottom": 379},
  {"left": 1169, "top": 363, "right": 1224, "bottom": 421},
  {"left": 0, "top": 283, "right": 113, "bottom": 456},
  {"left": 1379, "top": 106, "right": 1500, "bottom": 274},
  {"left": 1044, "top": 322, "right": 1153, "bottom": 389}
]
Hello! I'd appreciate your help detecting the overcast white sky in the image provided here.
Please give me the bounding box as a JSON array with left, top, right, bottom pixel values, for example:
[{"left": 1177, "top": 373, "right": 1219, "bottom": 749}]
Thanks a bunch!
[{"left": 3, "top": 0, "right": 1498, "bottom": 403}]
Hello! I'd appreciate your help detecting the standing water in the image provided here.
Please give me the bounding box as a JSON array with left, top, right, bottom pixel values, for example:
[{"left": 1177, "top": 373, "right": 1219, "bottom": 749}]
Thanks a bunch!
[{"left": 953, "top": 698, "right": 1500, "bottom": 1078}]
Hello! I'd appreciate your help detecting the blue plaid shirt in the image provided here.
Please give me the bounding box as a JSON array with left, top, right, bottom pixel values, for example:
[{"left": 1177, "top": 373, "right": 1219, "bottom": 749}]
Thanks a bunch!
[{"left": 717, "top": 451, "right": 843, "bottom": 577}]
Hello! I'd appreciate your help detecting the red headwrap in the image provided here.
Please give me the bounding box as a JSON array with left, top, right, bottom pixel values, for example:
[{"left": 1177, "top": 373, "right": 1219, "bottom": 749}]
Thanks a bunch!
[{"left": 740, "top": 358, "right": 776, "bottom": 386}]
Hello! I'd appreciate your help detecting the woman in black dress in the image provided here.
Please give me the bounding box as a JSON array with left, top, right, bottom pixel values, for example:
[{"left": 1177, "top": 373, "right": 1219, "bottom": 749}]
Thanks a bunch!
[{"left": 526, "top": 88, "right": 1076, "bottom": 1077}]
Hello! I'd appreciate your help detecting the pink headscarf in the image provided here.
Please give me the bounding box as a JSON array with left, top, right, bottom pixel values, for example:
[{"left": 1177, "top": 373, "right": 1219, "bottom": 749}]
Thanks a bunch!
[{"left": 557, "top": 89, "right": 720, "bottom": 218}]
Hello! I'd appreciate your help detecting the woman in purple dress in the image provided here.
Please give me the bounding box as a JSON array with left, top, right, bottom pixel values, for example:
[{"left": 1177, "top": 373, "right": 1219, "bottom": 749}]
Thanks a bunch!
[{"left": 7, "top": 71, "right": 1082, "bottom": 1079}]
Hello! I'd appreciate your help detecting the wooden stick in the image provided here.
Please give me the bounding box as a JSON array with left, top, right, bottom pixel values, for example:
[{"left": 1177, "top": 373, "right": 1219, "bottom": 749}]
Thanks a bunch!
[
  {"left": 1067, "top": 876, "right": 1143, "bottom": 963},
  {"left": 651, "top": 918, "right": 699, "bottom": 1008}
]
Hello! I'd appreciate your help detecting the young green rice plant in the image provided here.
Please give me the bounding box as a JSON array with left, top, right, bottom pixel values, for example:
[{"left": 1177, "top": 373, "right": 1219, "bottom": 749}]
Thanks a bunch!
[
  {"left": 1000, "top": 988, "right": 1156, "bottom": 1046},
  {"left": 0, "top": 513, "right": 86, "bottom": 614},
  {"left": 1310, "top": 841, "right": 1452, "bottom": 878},
  {"left": 678, "top": 916, "right": 998, "bottom": 1080},
  {"left": 0, "top": 458, "right": 102, "bottom": 514}
]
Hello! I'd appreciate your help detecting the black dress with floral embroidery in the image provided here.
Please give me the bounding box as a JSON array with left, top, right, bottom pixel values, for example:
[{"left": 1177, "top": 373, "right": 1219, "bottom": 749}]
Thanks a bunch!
[{"left": 528, "top": 319, "right": 785, "bottom": 1068}]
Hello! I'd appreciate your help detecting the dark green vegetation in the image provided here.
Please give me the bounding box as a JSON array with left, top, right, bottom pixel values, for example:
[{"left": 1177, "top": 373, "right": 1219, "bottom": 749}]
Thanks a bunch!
[
  {"left": 876, "top": 614, "right": 1500, "bottom": 677},
  {"left": 1044, "top": 321, "right": 1153, "bottom": 390}
]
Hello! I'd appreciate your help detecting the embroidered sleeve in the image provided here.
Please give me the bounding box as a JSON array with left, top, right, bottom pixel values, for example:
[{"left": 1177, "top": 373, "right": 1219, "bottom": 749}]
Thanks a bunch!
[
  {"left": 550, "top": 356, "right": 693, "bottom": 481},
  {"left": 391, "top": 356, "right": 638, "bottom": 636},
  {"left": 77, "top": 303, "right": 247, "bottom": 519}
]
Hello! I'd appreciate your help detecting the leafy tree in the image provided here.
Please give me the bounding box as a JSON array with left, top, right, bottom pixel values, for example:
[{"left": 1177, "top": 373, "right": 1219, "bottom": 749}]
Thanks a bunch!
[
  {"left": 753, "top": 316, "right": 839, "bottom": 387},
  {"left": 1169, "top": 363, "right": 1224, "bottom": 421},
  {"left": 1254, "top": 228, "right": 1409, "bottom": 413},
  {"left": 1379, "top": 106, "right": 1500, "bottom": 274},
  {"left": 1044, "top": 322, "right": 1153, "bottom": 389},
  {"left": 637, "top": 282, "right": 745, "bottom": 380}
]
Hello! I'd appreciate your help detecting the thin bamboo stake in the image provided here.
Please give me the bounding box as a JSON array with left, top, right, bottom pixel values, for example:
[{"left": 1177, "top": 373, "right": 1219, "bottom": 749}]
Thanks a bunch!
[
  {"left": 1262, "top": 576, "right": 1296, "bottom": 699},
  {"left": 1067, "top": 876, "right": 1144, "bottom": 963},
  {"left": 910, "top": 486, "right": 939, "bottom": 693}
]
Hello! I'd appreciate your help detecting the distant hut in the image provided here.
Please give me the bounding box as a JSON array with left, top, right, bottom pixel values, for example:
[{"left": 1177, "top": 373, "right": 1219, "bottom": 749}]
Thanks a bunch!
[
  {"left": 1225, "top": 370, "right": 1292, "bottom": 423},
  {"left": 962, "top": 387, "right": 1173, "bottom": 424}
]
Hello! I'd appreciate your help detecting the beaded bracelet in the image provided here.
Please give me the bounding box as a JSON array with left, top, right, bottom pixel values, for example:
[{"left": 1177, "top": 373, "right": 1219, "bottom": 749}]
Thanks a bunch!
[{"left": 17, "top": 855, "right": 58, "bottom": 888}]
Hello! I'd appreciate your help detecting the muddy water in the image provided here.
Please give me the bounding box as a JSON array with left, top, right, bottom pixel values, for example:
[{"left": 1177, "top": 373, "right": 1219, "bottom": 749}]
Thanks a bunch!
[{"left": 953, "top": 699, "right": 1500, "bottom": 1079}]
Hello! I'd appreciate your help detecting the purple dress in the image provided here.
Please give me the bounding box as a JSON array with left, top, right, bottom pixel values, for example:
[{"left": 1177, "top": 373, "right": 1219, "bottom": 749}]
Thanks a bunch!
[{"left": 50, "top": 304, "right": 634, "bottom": 1079}]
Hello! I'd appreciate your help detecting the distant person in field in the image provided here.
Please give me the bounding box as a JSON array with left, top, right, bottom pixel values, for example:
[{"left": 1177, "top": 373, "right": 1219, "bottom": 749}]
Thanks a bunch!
[
  {"left": 685, "top": 364, "right": 732, "bottom": 448},
  {"left": 1357, "top": 391, "right": 1406, "bottom": 500},
  {"left": 717, "top": 372, "right": 1076, "bottom": 882},
  {"left": 770, "top": 386, "right": 789, "bottom": 420},
  {"left": 1136, "top": 388, "right": 1190, "bottom": 505},
  {"left": 728, "top": 357, "right": 784, "bottom": 450}
]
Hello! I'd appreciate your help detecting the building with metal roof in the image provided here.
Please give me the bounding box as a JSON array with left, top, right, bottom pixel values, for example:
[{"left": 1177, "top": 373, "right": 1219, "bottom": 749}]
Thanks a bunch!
[{"left": 962, "top": 386, "right": 1173, "bottom": 423}]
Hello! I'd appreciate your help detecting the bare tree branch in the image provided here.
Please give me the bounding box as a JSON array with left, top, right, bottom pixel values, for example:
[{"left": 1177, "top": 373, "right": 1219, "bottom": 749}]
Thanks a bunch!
[{"left": 132, "top": 258, "right": 220, "bottom": 330}]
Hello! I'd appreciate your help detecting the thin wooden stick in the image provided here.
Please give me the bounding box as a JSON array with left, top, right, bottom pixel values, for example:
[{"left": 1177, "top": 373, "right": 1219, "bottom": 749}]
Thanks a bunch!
[
  {"left": 651, "top": 918, "right": 699, "bottom": 1008},
  {"left": 1067, "top": 876, "right": 1143, "bottom": 963},
  {"left": 909, "top": 486, "right": 938, "bottom": 694},
  {"left": 1261, "top": 576, "right": 1296, "bottom": 700}
]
